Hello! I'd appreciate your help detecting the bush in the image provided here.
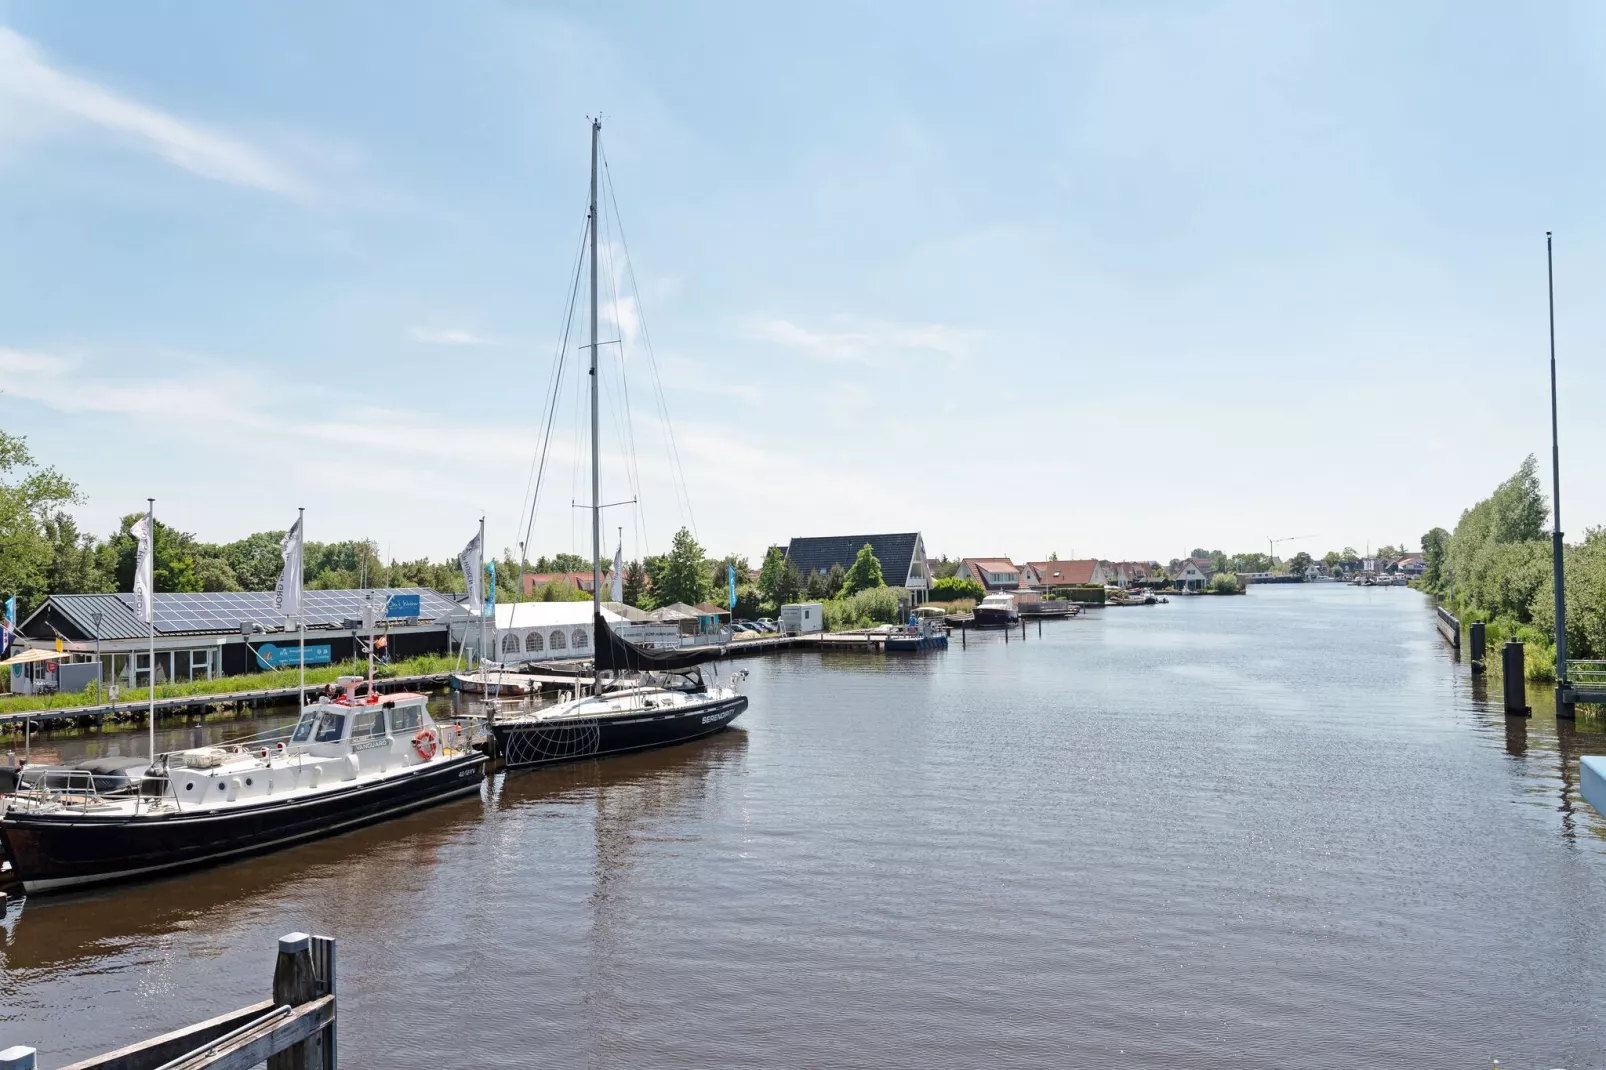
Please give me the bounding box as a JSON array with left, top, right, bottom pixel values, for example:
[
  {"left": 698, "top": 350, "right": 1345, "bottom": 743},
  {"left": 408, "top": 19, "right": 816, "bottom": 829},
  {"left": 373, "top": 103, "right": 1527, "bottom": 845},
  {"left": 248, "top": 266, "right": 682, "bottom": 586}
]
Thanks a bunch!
[
  {"left": 931, "top": 576, "right": 985, "bottom": 601},
  {"left": 820, "top": 587, "right": 911, "bottom": 630},
  {"left": 1207, "top": 572, "right": 1239, "bottom": 595},
  {"left": 1052, "top": 585, "right": 1106, "bottom": 605}
]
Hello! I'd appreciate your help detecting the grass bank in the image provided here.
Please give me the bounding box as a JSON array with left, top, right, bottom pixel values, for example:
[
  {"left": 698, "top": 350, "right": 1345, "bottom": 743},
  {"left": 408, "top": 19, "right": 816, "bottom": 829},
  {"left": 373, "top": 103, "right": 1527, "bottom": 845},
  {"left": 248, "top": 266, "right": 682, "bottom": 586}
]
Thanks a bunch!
[{"left": 0, "top": 653, "right": 459, "bottom": 717}]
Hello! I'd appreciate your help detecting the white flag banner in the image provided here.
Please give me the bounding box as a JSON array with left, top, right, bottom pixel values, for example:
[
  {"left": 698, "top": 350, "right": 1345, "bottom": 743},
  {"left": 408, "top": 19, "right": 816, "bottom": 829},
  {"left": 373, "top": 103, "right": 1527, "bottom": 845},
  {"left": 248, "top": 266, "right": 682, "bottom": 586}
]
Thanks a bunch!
[
  {"left": 274, "top": 516, "right": 304, "bottom": 618},
  {"left": 611, "top": 541, "right": 624, "bottom": 602},
  {"left": 458, "top": 532, "right": 482, "bottom": 608},
  {"left": 131, "top": 515, "right": 154, "bottom": 624}
]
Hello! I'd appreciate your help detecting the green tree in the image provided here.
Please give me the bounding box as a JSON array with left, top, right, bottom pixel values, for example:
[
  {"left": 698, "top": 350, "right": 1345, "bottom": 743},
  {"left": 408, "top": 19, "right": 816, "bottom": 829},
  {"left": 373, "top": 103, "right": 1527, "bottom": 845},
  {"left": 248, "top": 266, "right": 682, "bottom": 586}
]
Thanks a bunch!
[
  {"left": 756, "top": 546, "right": 788, "bottom": 609},
  {"left": 776, "top": 559, "right": 803, "bottom": 606},
  {"left": 1286, "top": 551, "right": 1313, "bottom": 578},
  {"left": 1047, "top": 550, "right": 1059, "bottom": 561},
  {"left": 840, "top": 543, "right": 885, "bottom": 596},
  {"left": 656, "top": 527, "right": 709, "bottom": 606},
  {"left": 1421, "top": 527, "right": 1450, "bottom": 591},
  {"left": 0, "top": 429, "right": 84, "bottom": 611},
  {"left": 622, "top": 559, "right": 649, "bottom": 607},
  {"left": 193, "top": 555, "right": 242, "bottom": 592},
  {"left": 105, "top": 514, "right": 207, "bottom": 593},
  {"left": 220, "top": 531, "right": 288, "bottom": 590},
  {"left": 929, "top": 555, "right": 959, "bottom": 580},
  {"left": 533, "top": 552, "right": 588, "bottom": 573},
  {"left": 1190, "top": 547, "right": 1209, "bottom": 560},
  {"left": 43, "top": 513, "right": 110, "bottom": 598},
  {"left": 804, "top": 568, "right": 828, "bottom": 601},
  {"left": 824, "top": 562, "right": 846, "bottom": 598},
  {"left": 931, "top": 575, "right": 985, "bottom": 601},
  {"left": 1207, "top": 550, "right": 1230, "bottom": 575}
]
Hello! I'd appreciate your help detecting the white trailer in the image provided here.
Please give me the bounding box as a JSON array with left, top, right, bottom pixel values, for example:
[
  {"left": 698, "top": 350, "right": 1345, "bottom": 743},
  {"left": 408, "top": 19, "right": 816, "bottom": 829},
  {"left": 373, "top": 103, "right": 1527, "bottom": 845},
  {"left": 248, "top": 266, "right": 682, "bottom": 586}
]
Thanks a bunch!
[{"left": 781, "top": 602, "right": 823, "bottom": 635}]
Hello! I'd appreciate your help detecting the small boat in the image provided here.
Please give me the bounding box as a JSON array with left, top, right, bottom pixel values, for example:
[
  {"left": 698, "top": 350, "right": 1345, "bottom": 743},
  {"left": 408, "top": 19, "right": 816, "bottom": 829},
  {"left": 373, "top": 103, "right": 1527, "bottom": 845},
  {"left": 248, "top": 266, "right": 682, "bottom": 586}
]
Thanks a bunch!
[
  {"left": 0, "top": 676, "right": 486, "bottom": 894},
  {"left": 884, "top": 618, "right": 949, "bottom": 652},
  {"left": 972, "top": 592, "right": 1020, "bottom": 628}
]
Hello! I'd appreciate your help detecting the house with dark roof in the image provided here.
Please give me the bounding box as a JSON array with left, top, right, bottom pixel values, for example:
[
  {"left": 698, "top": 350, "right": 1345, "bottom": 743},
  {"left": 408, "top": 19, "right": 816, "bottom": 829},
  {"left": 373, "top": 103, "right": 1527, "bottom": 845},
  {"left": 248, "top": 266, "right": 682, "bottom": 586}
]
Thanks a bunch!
[
  {"left": 955, "top": 558, "right": 1026, "bottom": 591},
  {"left": 12, "top": 588, "right": 459, "bottom": 692},
  {"left": 784, "top": 532, "right": 930, "bottom": 600}
]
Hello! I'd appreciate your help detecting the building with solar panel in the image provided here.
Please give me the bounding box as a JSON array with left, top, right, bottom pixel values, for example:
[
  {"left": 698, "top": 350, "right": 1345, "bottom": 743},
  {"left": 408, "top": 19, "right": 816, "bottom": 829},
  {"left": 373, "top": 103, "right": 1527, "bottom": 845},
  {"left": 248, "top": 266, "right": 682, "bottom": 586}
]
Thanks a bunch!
[{"left": 12, "top": 588, "right": 464, "bottom": 693}]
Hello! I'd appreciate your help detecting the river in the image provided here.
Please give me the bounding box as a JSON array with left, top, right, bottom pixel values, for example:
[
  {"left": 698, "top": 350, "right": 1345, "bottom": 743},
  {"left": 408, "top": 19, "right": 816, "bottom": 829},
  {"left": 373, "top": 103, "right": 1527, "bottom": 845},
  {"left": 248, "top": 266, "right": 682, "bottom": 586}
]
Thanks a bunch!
[{"left": 4, "top": 584, "right": 1605, "bottom": 1068}]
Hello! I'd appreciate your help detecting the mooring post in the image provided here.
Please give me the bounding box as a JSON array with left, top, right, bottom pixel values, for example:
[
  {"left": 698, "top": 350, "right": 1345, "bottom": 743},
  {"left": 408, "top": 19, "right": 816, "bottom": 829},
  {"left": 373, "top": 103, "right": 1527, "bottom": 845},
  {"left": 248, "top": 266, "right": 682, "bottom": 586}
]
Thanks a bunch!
[
  {"left": 0, "top": 891, "right": 8, "bottom": 919},
  {"left": 0, "top": 1046, "right": 35, "bottom": 1070},
  {"left": 1021, "top": 617, "right": 1027, "bottom": 640},
  {"left": 1468, "top": 621, "right": 1486, "bottom": 673},
  {"left": 1502, "top": 642, "right": 1531, "bottom": 716},
  {"left": 1037, "top": 618, "right": 1042, "bottom": 637},
  {"left": 269, "top": 932, "right": 326, "bottom": 1070},
  {"left": 961, "top": 626, "right": 966, "bottom": 649}
]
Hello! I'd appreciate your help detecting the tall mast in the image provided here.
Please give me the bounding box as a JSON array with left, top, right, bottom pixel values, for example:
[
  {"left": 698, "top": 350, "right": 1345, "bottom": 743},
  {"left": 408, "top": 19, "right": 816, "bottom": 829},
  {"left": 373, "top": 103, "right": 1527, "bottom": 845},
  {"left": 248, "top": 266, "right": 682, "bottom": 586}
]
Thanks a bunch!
[
  {"left": 1548, "top": 232, "right": 1570, "bottom": 708},
  {"left": 589, "top": 118, "right": 602, "bottom": 625}
]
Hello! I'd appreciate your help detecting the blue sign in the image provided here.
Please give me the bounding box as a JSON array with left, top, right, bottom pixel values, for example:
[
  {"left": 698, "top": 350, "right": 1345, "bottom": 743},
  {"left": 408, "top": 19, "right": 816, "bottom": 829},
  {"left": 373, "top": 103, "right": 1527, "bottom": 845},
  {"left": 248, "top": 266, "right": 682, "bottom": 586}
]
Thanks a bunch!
[
  {"left": 256, "top": 642, "right": 333, "bottom": 670},
  {"left": 728, "top": 563, "right": 737, "bottom": 609},
  {"left": 385, "top": 593, "right": 421, "bottom": 619}
]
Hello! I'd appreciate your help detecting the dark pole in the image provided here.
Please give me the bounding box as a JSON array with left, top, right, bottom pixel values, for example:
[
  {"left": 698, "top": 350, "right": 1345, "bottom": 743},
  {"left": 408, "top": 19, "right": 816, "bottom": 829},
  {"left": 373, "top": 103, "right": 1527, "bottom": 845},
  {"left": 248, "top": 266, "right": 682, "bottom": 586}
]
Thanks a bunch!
[{"left": 1547, "top": 232, "right": 1572, "bottom": 716}]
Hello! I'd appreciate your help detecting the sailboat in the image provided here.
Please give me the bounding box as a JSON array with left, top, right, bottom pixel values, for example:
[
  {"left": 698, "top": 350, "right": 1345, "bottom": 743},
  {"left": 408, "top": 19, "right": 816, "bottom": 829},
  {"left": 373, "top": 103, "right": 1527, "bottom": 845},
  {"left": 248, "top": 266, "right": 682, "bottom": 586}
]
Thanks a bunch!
[{"left": 489, "top": 119, "right": 747, "bottom": 771}]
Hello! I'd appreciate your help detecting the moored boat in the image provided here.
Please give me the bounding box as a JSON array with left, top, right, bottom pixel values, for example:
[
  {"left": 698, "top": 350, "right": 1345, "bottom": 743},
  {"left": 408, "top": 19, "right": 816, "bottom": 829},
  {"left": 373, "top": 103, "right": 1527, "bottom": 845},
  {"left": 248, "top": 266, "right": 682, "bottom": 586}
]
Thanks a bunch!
[
  {"left": 972, "top": 592, "right": 1020, "bottom": 628},
  {"left": 0, "top": 676, "right": 485, "bottom": 894}
]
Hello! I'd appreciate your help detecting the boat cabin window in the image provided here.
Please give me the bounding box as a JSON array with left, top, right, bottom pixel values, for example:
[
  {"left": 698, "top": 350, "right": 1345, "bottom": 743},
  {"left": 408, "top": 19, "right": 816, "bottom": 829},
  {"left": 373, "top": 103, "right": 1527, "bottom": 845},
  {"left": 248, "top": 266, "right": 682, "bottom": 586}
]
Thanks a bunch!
[
  {"left": 314, "top": 711, "right": 347, "bottom": 743},
  {"left": 390, "top": 704, "right": 424, "bottom": 732},
  {"left": 291, "top": 710, "right": 318, "bottom": 743},
  {"left": 352, "top": 708, "right": 387, "bottom": 739}
]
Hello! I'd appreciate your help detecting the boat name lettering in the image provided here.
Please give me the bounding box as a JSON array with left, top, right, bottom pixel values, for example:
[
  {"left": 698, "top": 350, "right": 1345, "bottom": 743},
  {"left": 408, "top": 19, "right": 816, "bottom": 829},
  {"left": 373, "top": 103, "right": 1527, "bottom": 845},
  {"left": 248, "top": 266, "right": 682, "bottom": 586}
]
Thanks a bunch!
[
  {"left": 352, "top": 738, "right": 393, "bottom": 752},
  {"left": 701, "top": 711, "right": 726, "bottom": 724}
]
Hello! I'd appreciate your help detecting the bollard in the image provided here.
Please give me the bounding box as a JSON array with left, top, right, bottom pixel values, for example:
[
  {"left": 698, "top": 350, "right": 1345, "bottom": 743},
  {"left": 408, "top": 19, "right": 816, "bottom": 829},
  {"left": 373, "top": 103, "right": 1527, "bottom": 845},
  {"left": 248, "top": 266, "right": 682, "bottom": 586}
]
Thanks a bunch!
[
  {"left": 0, "top": 1047, "right": 35, "bottom": 1070},
  {"left": 1469, "top": 621, "right": 1486, "bottom": 672},
  {"left": 1502, "top": 642, "right": 1530, "bottom": 716},
  {"left": 268, "top": 932, "right": 325, "bottom": 1070}
]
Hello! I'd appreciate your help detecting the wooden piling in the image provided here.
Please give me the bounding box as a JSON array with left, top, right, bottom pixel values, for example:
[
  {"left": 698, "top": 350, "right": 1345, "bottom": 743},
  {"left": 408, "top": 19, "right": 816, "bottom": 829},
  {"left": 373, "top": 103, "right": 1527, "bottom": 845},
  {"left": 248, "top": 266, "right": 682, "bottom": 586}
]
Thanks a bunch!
[{"left": 1468, "top": 621, "right": 1485, "bottom": 673}]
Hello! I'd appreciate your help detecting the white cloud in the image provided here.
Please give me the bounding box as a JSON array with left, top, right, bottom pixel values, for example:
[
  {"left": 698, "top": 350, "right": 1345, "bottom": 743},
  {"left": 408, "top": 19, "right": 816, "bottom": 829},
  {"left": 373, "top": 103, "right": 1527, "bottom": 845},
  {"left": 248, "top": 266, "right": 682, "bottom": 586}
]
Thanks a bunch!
[
  {"left": 408, "top": 326, "right": 495, "bottom": 346},
  {"left": 0, "top": 27, "right": 306, "bottom": 198},
  {"left": 747, "top": 316, "right": 979, "bottom": 361}
]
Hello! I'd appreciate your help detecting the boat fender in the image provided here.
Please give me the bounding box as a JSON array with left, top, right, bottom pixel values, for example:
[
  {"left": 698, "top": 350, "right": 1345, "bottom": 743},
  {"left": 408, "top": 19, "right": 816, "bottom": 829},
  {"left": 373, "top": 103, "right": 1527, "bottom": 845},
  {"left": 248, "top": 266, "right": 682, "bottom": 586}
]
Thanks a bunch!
[
  {"left": 343, "top": 755, "right": 359, "bottom": 781},
  {"left": 226, "top": 777, "right": 241, "bottom": 803},
  {"left": 413, "top": 729, "right": 439, "bottom": 760}
]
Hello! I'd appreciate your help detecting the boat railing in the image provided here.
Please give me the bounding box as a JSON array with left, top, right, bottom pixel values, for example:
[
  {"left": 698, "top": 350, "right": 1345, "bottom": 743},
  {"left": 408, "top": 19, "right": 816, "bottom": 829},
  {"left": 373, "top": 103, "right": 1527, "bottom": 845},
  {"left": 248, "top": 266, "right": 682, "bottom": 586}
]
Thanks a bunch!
[{"left": 3, "top": 766, "right": 172, "bottom": 816}]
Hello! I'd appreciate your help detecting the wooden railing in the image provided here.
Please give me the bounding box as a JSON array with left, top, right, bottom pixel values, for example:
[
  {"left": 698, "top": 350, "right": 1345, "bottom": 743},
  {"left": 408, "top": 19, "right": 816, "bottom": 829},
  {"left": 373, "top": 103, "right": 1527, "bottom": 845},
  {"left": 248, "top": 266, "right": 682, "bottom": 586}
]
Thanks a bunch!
[{"left": 1, "top": 933, "right": 336, "bottom": 1070}]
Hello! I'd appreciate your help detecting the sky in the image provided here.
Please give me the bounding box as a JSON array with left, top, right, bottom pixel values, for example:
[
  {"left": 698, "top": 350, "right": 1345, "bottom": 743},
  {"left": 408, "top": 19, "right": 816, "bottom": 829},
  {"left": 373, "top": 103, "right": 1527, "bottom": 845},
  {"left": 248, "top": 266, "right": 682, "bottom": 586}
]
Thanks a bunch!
[{"left": 2, "top": 0, "right": 1605, "bottom": 569}]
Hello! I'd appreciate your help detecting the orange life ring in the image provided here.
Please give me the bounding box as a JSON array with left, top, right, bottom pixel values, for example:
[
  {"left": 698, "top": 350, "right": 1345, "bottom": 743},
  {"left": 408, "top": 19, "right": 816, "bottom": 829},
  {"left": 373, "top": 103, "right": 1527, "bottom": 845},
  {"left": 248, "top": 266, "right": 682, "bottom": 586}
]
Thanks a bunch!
[{"left": 412, "top": 729, "right": 438, "bottom": 760}]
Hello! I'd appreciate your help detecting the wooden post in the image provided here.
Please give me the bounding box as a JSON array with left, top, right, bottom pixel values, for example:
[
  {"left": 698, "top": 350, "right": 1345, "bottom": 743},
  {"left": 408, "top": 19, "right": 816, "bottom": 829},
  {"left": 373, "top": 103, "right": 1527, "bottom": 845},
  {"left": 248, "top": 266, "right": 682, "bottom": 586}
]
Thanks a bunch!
[
  {"left": 1468, "top": 621, "right": 1485, "bottom": 673},
  {"left": 961, "top": 626, "right": 965, "bottom": 649},
  {"left": 1037, "top": 618, "right": 1042, "bottom": 637},
  {"left": 0, "top": 1046, "right": 36, "bottom": 1070},
  {"left": 1502, "top": 642, "right": 1531, "bottom": 716},
  {"left": 269, "top": 933, "right": 328, "bottom": 1070}
]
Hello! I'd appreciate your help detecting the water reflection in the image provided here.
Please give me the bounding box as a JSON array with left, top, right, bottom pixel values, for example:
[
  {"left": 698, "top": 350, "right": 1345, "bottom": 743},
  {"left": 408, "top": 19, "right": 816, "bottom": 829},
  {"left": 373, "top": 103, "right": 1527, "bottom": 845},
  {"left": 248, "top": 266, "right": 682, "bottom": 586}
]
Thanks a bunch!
[{"left": 0, "top": 790, "right": 485, "bottom": 974}]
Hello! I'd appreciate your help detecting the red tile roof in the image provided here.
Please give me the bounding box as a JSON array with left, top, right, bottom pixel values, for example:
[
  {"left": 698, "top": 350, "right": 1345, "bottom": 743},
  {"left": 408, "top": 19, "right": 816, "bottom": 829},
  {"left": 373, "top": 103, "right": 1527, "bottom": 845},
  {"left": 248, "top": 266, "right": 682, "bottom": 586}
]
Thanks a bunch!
[{"left": 1028, "top": 560, "right": 1099, "bottom": 585}]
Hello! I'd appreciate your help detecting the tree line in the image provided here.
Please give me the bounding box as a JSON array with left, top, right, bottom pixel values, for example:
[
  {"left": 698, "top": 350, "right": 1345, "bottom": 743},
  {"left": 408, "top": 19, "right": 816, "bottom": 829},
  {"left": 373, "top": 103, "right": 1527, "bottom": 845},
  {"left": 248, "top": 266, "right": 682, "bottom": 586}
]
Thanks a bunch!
[{"left": 1417, "top": 454, "right": 1606, "bottom": 678}]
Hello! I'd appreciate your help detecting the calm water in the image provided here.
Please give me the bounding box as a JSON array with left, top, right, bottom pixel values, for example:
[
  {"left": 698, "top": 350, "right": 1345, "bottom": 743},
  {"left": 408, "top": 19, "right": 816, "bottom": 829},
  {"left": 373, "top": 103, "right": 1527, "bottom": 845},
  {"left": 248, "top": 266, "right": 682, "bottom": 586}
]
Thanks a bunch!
[{"left": 5, "top": 584, "right": 1606, "bottom": 1068}]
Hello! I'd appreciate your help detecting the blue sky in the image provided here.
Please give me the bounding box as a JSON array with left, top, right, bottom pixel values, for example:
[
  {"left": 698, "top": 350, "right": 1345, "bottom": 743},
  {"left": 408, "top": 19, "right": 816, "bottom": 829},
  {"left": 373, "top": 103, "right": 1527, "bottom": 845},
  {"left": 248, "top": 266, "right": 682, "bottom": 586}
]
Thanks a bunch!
[{"left": 2, "top": 1, "right": 1604, "bottom": 567}]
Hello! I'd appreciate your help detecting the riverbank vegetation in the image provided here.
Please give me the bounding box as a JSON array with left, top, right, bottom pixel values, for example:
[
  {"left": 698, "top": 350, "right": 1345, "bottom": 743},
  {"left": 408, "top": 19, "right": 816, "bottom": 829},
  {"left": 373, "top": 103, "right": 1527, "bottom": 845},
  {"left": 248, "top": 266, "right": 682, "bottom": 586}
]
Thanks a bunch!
[
  {"left": 1417, "top": 455, "right": 1606, "bottom": 681},
  {"left": 0, "top": 653, "right": 459, "bottom": 719}
]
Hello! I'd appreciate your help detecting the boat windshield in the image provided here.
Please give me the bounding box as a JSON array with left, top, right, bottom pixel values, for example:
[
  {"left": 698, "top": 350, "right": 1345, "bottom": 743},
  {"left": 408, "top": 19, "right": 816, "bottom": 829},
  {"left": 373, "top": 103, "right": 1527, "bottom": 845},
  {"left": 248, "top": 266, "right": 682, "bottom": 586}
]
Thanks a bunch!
[
  {"left": 291, "top": 710, "right": 318, "bottom": 743},
  {"left": 314, "top": 711, "right": 347, "bottom": 743}
]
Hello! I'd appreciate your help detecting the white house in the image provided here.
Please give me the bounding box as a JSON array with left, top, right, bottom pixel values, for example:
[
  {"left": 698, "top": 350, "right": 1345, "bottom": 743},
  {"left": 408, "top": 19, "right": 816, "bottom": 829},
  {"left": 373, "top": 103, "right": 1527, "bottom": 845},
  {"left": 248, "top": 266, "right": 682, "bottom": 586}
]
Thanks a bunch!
[{"left": 1171, "top": 560, "right": 1209, "bottom": 591}]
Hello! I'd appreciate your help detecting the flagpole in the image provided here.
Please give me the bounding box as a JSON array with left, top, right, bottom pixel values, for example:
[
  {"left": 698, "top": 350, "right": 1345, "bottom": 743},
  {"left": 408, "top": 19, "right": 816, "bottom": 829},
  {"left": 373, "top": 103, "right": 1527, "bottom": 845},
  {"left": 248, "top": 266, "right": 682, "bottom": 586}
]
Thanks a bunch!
[
  {"left": 477, "top": 515, "right": 486, "bottom": 672},
  {"left": 298, "top": 507, "right": 306, "bottom": 707},
  {"left": 146, "top": 497, "right": 156, "bottom": 766}
]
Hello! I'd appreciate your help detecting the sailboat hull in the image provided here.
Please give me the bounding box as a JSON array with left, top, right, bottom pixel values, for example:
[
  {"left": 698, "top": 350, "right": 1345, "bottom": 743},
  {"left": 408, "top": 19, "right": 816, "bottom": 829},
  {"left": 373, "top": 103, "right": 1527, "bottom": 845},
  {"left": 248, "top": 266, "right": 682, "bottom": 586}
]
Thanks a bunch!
[{"left": 491, "top": 693, "right": 747, "bottom": 770}]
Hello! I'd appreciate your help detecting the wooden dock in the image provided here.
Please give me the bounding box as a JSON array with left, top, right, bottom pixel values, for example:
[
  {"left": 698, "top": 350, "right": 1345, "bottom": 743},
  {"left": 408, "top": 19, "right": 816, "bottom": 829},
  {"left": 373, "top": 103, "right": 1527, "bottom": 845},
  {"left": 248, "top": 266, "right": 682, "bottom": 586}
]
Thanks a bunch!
[{"left": 2, "top": 933, "right": 338, "bottom": 1069}]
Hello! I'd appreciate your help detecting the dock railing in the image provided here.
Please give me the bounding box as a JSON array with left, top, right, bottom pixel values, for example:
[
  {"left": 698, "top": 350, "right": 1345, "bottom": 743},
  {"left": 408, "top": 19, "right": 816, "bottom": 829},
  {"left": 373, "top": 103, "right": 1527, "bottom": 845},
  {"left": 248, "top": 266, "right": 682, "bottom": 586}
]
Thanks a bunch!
[
  {"left": 2, "top": 933, "right": 337, "bottom": 1070},
  {"left": 1435, "top": 606, "right": 1461, "bottom": 651}
]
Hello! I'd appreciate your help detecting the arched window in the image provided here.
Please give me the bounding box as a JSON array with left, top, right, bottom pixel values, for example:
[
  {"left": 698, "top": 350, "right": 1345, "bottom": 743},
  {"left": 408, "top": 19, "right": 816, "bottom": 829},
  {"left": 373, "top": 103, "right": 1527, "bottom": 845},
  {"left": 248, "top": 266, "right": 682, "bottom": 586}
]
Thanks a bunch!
[
  {"left": 526, "top": 630, "right": 544, "bottom": 653},
  {"left": 501, "top": 632, "right": 521, "bottom": 654},
  {"left": 550, "top": 630, "right": 567, "bottom": 650},
  {"left": 571, "top": 628, "right": 588, "bottom": 649}
]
